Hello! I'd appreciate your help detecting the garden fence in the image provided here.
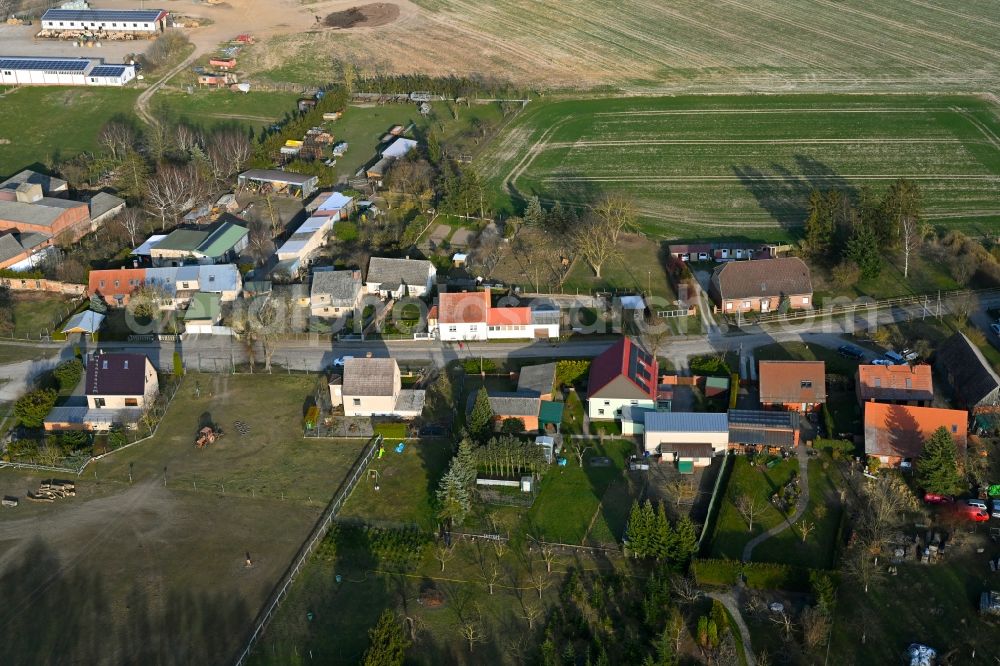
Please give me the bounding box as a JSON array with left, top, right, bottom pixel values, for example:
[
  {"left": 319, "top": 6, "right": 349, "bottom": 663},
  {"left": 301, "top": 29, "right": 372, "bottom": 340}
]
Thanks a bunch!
[
  {"left": 233, "top": 434, "right": 382, "bottom": 666},
  {"left": 697, "top": 451, "right": 734, "bottom": 555}
]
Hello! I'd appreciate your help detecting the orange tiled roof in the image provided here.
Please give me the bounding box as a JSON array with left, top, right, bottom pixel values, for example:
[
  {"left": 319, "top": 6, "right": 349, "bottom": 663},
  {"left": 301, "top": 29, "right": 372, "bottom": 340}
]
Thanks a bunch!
[
  {"left": 438, "top": 291, "right": 489, "bottom": 324},
  {"left": 857, "top": 364, "right": 933, "bottom": 402},
  {"left": 758, "top": 361, "right": 826, "bottom": 404},
  {"left": 864, "top": 402, "right": 967, "bottom": 459}
]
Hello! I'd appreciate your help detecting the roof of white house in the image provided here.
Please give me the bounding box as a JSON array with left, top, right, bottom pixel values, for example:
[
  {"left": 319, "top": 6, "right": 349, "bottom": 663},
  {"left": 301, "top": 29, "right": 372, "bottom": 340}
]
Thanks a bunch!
[
  {"left": 381, "top": 137, "right": 418, "bottom": 159},
  {"left": 317, "top": 192, "right": 354, "bottom": 213},
  {"left": 342, "top": 357, "right": 397, "bottom": 396},
  {"left": 644, "top": 412, "right": 728, "bottom": 433},
  {"left": 132, "top": 234, "right": 167, "bottom": 256},
  {"left": 62, "top": 310, "right": 105, "bottom": 334},
  {"left": 366, "top": 256, "right": 434, "bottom": 289},
  {"left": 617, "top": 295, "right": 646, "bottom": 310}
]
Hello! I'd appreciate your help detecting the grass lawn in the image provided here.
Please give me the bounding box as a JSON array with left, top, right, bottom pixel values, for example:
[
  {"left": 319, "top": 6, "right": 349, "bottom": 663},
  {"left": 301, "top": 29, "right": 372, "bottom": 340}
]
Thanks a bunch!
[
  {"left": 480, "top": 94, "right": 1000, "bottom": 238},
  {"left": 754, "top": 341, "right": 861, "bottom": 378},
  {"left": 338, "top": 438, "right": 453, "bottom": 531},
  {"left": 0, "top": 343, "right": 60, "bottom": 366},
  {"left": 0, "top": 373, "right": 368, "bottom": 665},
  {"left": 708, "top": 456, "right": 799, "bottom": 560},
  {"left": 560, "top": 389, "right": 585, "bottom": 435},
  {"left": 829, "top": 553, "right": 1000, "bottom": 664},
  {"left": 526, "top": 439, "right": 633, "bottom": 545},
  {"left": 562, "top": 236, "right": 675, "bottom": 302},
  {"left": 10, "top": 293, "right": 79, "bottom": 340},
  {"left": 751, "top": 458, "right": 844, "bottom": 569},
  {"left": 152, "top": 89, "right": 301, "bottom": 133},
  {"left": 0, "top": 87, "right": 140, "bottom": 179}
]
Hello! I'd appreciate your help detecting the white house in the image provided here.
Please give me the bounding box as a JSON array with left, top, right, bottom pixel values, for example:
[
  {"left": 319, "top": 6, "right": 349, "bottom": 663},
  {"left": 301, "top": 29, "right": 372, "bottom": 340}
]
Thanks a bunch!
[
  {"left": 145, "top": 264, "right": 242, "bottom": 308},
  {"left": 310, "top": 269, "right": 363, "bottom": 317},
  {"left": 40, "top": 8, "right": 169, "bottom": 34},
  {"left": 434, "top": 290, "right": 559, "bottom": 341},
  {"left": 587, "top": 337, "right": 660, "bottom": 420},
  {"left": 0, "top": 57, "right": 136, "bottom": 87},
  {"left": 85, "top": 352, "right": 159, "bottom": 411},
  {"left": 643, "top": 412, "right": 729, "bottom": 465},
  {"left": 365, "top": 257, "right": 436, "bottom": 299},
  {"left": 331, "top": 357, "right": 425, "bottom": 418}
]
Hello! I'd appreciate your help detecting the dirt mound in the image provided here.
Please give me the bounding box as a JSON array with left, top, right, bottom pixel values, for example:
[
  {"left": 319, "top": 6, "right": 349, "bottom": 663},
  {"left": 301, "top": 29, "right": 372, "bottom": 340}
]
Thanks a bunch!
[{"left": 324, "top": 3, "right": 399, "bottom": 29}]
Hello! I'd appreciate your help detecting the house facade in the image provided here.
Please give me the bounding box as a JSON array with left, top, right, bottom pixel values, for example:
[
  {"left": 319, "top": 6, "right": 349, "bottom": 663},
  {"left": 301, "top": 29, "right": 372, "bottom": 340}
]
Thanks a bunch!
[
  {"left": 758, "top": 360, "right": 826, "bottom": 412},
  {"left": 857, "top": 364, "right": 934, "bottom": 407},
  {"left": 587, "top": 337, "right": 659, "bottom": 420},
  {"left": 88, "top": 267, "right": 146, "bottom": 306},
  {"left": 643, "top": 412, "right": 729, "bottom": 464},
  {"left": 335, "top": 357, "right": 425, "bottom": 418},
  {"left": 709, "top": 256, "right": 813, "bottom": 313},
  {"left": 85, "top": 352, "right": 158, "bottom": 410},
  {"left": 434, "top": 290, "right": 559, "bottom": 341}
]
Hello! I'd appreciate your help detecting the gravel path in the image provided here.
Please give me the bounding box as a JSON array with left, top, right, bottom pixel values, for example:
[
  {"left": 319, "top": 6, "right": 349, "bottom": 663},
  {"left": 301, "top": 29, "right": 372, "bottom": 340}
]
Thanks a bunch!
[
  {"left": 742, "top": 444, "right": 810, "bottom": 561},
  {"left": 706, "top": 590, "right": 757, "bottom": 666}
]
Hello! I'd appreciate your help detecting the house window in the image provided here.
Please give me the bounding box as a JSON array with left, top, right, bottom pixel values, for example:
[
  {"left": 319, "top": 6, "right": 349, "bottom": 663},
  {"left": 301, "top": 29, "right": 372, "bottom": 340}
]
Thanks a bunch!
[
  {"left": 114, "top": 280, "right": 120, "bottom": 288},
  {"left": 123, "top": 360, "right": 129, "bottom": 370},
  {"left": 102, "top": 360, "right": 108, "bottom": 370},
  {"left": 125, "top": 398, "right": 138, "bottom": 407},
  {"left": 448, "top": 326, "right": 457, "bottom": 332},
  {"left": 905, "top": 378, "right": 912, "bottom": 388},
  {"left": 353, "top": 398, "right": 361, "bottom": 406},
  {"left": 598, "top": 409, "right": 605, "bottom": 415},
  {"left": 726, "top": 302, "right": 733, "bottom": 310},
  {"left": 209, "top": 276, "right": 215, "bottom": 283},
  {"left": 94, "top": 398, "right": 105, "bottom": 408},
  {"left": 743, "top": 301, "right": 751, "bottom": 309},
  {"left": 603, "top": 400, "right": 610, "bottom": 406},
  {"left": 630, "top": 400, "right": 639, "bottom": 405},
  {"left": 99, "top": 280, "right": 105, "bottom": 288},
  {"left": 874, "top": 378, "right": 881, "bottom": 387},
  {"left": 802, "top": 296, "right": 810, "bottom": 304},
  {"left": 952, "top": 425, "right": 957, "bottom": 433},
  {"left": 801, "top": 380, "right": 812, "bottom": 389}
]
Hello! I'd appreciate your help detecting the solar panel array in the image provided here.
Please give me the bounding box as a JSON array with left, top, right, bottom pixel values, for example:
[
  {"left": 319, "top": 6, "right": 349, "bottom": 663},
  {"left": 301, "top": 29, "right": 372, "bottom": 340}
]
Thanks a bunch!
[
  {"left": 41, "top": 9, "right": 165, "bottom": 22},
  {"left": 0, "top": 57, "right": 91, "bottom": 73},
  {"left": 89, "top": 65, "right": 127, "bottom": 78}
]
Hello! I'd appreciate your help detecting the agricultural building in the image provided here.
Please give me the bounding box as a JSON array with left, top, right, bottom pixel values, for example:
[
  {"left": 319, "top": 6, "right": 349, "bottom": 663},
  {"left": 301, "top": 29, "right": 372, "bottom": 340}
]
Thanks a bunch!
[
  {"left": 710, "top": 256, "right": 813, "bottom": 314},
  {"left": 40, "top": 8, "right": 169, "bottom": 34},
  {"left": 237, "top": 170, "right": 318, "bottom": 198},
  {"left": 934, "top": 332, "right": 1000, "bottom": 412},
  {"left": 758, "top": 361, "right": 826, "bottom": 412},
  {"left": 0, "top": 56, "right": 135, "bottom": 86}
]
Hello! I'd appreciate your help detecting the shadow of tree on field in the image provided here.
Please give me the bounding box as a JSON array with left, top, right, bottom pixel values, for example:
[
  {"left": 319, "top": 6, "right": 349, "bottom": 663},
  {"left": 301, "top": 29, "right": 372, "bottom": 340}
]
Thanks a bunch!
[{"left": 732, "top": 155, "right": 858, "bottom": 230}]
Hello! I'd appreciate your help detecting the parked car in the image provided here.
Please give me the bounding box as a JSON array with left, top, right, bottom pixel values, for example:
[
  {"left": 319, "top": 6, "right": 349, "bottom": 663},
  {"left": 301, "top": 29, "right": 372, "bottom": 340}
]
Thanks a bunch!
[
  {"left": 872, "top": 359, "right": 894, "bottom": 366},
  {"left": 884, "top": 350, "right": 906, "bottom": 364},
  {"left": 332, "top": 355, "right": 354, "bottom": 367},
  {"left": 838, "top": 344, "right": 865, "bottom": 360},
  {"left": 924, "top": 493, "right": 954, "bottom": 504},
  {"left": 991, "top": 323, "right": 1000, "bottom": 336},
  {"left": 991, "top": 499, "right": 1000, "bottom": 519},
  {"left": 965, "top": 499, "right": 988, "bottom": 511},
  {"left": 965, "top": 510, "right": 991, "bottom": 522}
]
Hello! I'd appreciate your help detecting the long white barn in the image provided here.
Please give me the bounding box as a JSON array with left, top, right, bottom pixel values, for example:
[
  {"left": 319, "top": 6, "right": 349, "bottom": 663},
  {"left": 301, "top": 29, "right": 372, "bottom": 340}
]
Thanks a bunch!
[
  {"left": 0, "top": 57, "right": 136, "bottom": 86},
  {"left": 40, "top": 8, "right": 168, "bottom": 34}
]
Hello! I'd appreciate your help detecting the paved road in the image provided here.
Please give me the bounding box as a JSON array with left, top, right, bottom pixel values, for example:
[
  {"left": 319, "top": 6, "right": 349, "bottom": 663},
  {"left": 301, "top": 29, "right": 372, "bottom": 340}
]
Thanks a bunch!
[
  {"left": 706, "top": 590, "right": 757, "bottom": 666},
  {"left": 742, "top": 444, "right": 810, "bottom": 561}
]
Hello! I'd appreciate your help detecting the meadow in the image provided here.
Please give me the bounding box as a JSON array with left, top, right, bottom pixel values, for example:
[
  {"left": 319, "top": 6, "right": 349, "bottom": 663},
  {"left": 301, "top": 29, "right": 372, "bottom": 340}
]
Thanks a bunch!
[{"left": 481, "top": 94, "right": 1000, "bottom": 239}]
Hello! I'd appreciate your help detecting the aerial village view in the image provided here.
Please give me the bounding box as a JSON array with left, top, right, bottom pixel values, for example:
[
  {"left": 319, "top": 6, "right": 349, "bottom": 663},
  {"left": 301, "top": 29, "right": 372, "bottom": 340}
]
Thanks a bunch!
[{"left": 1, "top": 0, "right": 1000, "bottom": 664}]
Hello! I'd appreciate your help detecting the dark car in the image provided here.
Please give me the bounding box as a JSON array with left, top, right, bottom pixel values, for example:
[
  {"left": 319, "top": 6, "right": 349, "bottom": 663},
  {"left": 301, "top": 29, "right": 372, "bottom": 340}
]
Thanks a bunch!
[
  {"left": 924, "top": 493, "right": 954, "bottom": 505},
  {"left": 838, "top": 344, "right": 865, "bottom": 360}
]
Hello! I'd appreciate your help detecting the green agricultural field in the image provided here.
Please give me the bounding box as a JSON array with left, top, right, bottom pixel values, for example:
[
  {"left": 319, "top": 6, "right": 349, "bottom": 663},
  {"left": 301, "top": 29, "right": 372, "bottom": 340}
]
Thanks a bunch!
[
  {"left": 481, "top": 95, "right": 1000, "bottom": 239},
  {"left": 152, "top": 90, "right": 302, "bottom": 133},
  {"left": 0, "top": 86, "right": 140, "bottom": 179}
]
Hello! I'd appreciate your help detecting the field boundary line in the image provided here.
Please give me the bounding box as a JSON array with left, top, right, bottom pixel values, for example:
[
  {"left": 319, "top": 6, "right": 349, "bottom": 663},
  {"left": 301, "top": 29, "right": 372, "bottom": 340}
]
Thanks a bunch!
[{"left": 233, "top": 434, "right": 383, "bottom": 666}]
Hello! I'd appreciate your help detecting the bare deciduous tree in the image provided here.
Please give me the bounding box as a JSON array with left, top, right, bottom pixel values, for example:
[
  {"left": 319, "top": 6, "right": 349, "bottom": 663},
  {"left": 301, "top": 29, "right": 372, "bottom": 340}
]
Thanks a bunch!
[
  {"left": 520, "top": 601, "right": 543, "bottom": 630},
  {"left": 481, "top": 560, "right": 500, "bottom": 595},
  {"left": 797, "top": 520, "right": 815, "bottom": 543},
  {"left": 666, "top": 477, "right": 698, "bottom": 508},
  {"left": 246, "top": 220, "right": 275, "bottom": 266},
  {"left": 592, "top": 193, "right": 638, "bottom": 245},
  {"left": 539, "top": 545, "right": 558, "bottom": 574},
  {"left": 529, "top": 569, "right": 549, "bottom": 600},
  {"left": 670, "top": 574, "right": 701, "bottom": 604},
  {"left": 145, "top": 164, "right": 205, "bottom": 230},
  {"left": 900, "top": 213, "right": 923, "bottom": 279},
  {"left": 574, "top": 213, "right": 620, "bottom": 278},
  {"left": 458, "top": 620, "right": 485, "bottom": 653},
  {"left": 769, "top": 612, "right": 796, "bottom": 642},
  {"left": 801, "top": 606, "right": 830, "bottom": 650},
  {"left": 98, "top": 119, "right": 139, "bottom": 162},
  {"left": 206, "top": 128, "right": 253, "bottom": 182},
  {"left": 733, "top": 492, "right": 765, "bottom": 533},
  {"left": 174, "top": 123, "right": 203, "bottom": 156},
  {"left": 434, "top": 542, "right": 455, "bottom": 573},
  {"left": 844, "top": 544, "right": 883, "bottom": 594},
  {"left": 112, "top": 208, "right": 144, "bottom": 248}
]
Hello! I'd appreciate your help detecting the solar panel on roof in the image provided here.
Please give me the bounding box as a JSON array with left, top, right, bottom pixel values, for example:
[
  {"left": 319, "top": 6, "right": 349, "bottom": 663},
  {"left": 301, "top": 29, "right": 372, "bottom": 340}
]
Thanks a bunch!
[
  {"left": 0, "top": 57, "right": 91, "bottom": 72},
  {"left": 42, "top": 9, "right": 165, "bottom": 22},
  {"left": 90, "top": 66, "right": 126, "bottom": 78}
]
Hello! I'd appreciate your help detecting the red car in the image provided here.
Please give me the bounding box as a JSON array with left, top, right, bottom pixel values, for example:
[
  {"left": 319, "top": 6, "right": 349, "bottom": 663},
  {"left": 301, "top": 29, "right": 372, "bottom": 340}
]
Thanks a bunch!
[
  {"left": 955, "top": 506, "right": 990, "bottom": 522},
  {"left": 924, "top": 493, "right": 954, "bottom": 504}
]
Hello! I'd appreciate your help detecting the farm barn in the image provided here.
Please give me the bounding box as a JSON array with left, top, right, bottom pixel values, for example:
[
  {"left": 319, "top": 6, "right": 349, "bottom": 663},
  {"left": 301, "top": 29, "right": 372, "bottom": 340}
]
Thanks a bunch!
[
  {"left": 40, "top": 8, "right": 169, "bottom": 35},
  {"left": 0, "top": 57, "right": 135, "bottom": 87}
]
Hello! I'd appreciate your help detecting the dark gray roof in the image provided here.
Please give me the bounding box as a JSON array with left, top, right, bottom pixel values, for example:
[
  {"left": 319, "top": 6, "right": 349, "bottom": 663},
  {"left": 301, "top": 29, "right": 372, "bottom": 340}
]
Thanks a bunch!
[
  {"left": 644, "top": 412, "right": 728, "bottom": 432},
  {"left": 366, "top": 257, "right": 433, "bottom": 289},
  {"left": 660, "top": 443, "right": 715, "bottom": 458},
  {"left": 88, "top": 192, "right": 125, "bottom": 219},
  {"left": 311, "top": 270, "right": 361, "bottom": 306},
  {"left": 0, "top": 231, "right": 50, "bottom": 263},
  {"left": 466, "top": 391, "right": 540, "bottom": 417},
  {"left": 728, "top": 408, "right": 798, "bottom": 447},
  {"left": 86, "top": 353, "right": 150, "bottom": 396},
  {"left": 934, "top": 332, "right": 1000, "bottom": 408},
  {"left": 0, "top": 198, "right": 86, "bottom": 227},
  {"left": 0, "top": 169, "right": 66, "bottom": 194},
  {"left": 516, "top": 362, "right": 557, "bottom": 396},
  {"left": 342, "top": 358, "right": 397, "bottom": 396}
]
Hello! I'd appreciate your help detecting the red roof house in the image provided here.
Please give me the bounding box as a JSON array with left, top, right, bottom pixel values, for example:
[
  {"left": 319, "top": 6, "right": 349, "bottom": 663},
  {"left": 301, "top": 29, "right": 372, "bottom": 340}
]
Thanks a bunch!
[
  {"left": 864, "top": 402, "right": 968, "bottom": 466},
  {"left": 857, "top": 364, "right": 933, "bottom": 406},
  {"left": 587, "top": 337, "right": 659, "bottom": 420}
]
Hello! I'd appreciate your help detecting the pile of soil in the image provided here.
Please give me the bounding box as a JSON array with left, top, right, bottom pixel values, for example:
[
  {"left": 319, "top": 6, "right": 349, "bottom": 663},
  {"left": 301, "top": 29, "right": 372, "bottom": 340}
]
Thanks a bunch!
[{"left": 324, "top": 3, "right": 399, "bottom": 29}]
